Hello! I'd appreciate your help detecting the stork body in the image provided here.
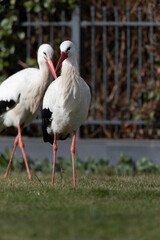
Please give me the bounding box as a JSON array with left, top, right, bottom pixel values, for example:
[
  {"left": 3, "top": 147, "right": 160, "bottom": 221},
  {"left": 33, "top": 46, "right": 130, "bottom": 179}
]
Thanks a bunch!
[
  {"left": 1, "top": 44, "right": 57, "bottom": 179},
  {"left": 42, "top": 41, "right": 91, "bottom": 187}
]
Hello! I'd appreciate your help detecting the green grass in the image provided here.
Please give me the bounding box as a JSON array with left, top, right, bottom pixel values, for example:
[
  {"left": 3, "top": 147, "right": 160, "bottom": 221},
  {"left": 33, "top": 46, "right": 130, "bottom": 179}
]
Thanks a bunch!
[{"left": 0, "top": 171, "right": 160, "bottom": 240}]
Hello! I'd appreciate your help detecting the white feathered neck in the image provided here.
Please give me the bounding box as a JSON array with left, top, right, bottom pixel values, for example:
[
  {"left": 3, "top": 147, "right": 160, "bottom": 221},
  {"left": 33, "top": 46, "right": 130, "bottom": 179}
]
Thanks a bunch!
[{"left": 60, "top": 56, "right": 80, "bottom": 103}]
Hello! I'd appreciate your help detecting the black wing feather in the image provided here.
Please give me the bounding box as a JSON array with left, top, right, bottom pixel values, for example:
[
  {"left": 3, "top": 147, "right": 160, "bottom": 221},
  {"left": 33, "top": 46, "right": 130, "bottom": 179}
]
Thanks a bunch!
[
  {"left": 42, "top": 108, "right": 70, "bottom": 144},
  {"left": 42, "top": 108, "right": 54, "bottom": 145},
  {"left": 0, "top": 99, "right": 16, "bottom": 115}
]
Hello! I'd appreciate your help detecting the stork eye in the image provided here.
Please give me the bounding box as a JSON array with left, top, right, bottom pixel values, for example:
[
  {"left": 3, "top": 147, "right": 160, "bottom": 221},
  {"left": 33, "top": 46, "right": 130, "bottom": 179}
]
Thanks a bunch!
[
  {"left": 43, "top": 52, "right": 47, "bottom": 56},
  {"left": 67, "top": 47, "right": 71, "bottom": 52}
]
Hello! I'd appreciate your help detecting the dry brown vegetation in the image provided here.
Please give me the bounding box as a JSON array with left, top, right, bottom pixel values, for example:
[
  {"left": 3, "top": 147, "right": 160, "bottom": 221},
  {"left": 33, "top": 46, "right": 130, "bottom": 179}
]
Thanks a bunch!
[{"left": 79, "top": 0, "right": 160, "bottom": 139}]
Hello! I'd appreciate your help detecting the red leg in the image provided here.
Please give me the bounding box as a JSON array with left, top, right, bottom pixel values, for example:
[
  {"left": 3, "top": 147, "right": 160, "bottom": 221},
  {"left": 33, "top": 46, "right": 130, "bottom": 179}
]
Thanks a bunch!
[
  {"left": 71, "top": 131, "right": 76, "bottom": 188},
  {"left": 18, "top": 125, "right": 31, "bottom": 180},
  {"left": 4, "top": 134, "right": 19, "bottom": 178},
  {"left": 52, "top": 132, "right": 57, "bottom": 185}
]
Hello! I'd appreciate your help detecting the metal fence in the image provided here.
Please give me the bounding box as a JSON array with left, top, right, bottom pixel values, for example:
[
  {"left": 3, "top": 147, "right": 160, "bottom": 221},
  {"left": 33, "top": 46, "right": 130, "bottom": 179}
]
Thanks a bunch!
[{"left": 20, "top": 6, "right": 160, "bottom": 136}]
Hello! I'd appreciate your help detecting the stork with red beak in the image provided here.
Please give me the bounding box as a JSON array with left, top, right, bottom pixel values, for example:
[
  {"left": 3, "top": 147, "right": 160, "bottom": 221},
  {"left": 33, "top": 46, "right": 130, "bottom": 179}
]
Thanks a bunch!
[
  {"left": 42, "top": 40, "right": 91, "bottom": 187},
  {"left": 0, "top": 44, "right": 57, "bottom": 179}
]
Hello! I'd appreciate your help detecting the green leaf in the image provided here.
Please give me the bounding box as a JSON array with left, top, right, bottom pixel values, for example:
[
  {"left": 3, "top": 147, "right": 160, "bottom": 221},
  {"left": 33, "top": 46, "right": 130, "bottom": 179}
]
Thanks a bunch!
[
  {"left": 23, "top": 1, "right": 33, "bottom": 11},
  {"left": 148, "top": 91, "right": 154, "bottom": 99},
  {"left": 1, "top": 18, "right": 9, "bottom": 27},
  {"left": 26, "top": 58, "right": 37, "bottom": 67},
  {"left": 34, "top": 4, "right": 41, "bottom": 13},
  {"left": 18, "top": 32, "right": 25, "bottom": 40}
]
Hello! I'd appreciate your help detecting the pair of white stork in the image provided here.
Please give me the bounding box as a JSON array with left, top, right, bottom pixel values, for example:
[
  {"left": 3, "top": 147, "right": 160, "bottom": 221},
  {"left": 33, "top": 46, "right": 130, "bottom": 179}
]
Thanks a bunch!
[{"left": 0, "top": 41, "right": 91, "bottom": 187}]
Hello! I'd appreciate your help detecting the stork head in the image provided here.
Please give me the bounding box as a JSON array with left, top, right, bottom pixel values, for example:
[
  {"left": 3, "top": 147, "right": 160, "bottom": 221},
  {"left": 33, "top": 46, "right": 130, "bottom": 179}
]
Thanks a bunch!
[
  {"left": 38, "top": 44, "right": 57, "bottom": 79},
  {"left": 56, "top": 40, "right": 76, "bottom": 71}
]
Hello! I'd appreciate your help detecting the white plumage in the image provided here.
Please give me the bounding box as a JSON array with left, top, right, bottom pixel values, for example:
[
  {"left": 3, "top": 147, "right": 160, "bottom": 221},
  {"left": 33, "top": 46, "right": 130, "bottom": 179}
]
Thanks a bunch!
[
  {"left": 42, "top": 40, "right": 91, "bottom": 186},
  {"left": 1, "top": 43, "right": 57, "bottom": 179}
]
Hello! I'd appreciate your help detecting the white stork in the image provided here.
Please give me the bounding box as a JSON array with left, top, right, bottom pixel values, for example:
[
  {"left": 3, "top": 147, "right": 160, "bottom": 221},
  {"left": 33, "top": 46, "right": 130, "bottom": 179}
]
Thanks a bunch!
[
  {"left": 42, "top": 40, "right": 91, "bottom": 187},
  {"left": 0, "top": 44, "right": 57, "bottom": 179}
]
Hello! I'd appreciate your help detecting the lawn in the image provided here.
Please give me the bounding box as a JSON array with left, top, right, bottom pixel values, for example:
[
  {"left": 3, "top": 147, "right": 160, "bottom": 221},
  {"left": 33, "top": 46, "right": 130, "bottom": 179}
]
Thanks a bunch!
[{"left": 0, "top": 170, "right": 160, "bottom": 240}]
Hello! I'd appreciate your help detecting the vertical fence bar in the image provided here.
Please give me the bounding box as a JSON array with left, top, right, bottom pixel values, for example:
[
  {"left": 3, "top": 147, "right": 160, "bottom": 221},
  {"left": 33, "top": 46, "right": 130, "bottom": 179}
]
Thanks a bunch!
[
  {"left": 91, "top": 6, "right": 95, "bottom": 132},
  {"left": 72, "top": 5, "right": 80, "bottom": 64},
  {"left": 150, "top": 7, "right": 154, "bottom": 81},
  {"left": 61, "top": 10, "right": 65, "bottom": 41},
  {"left": 114, "top": 7, "right": 119, "bottom": 133},
  {"left": 149, "top": 7, "right": 154, "bottom": 131},
  {"left": 138, "top": 7, "right": 142, "bottom": 129},
  {"left": 138, "top": 7, "right": 142, "bottom": 108},
  {"left": 38, "top": 10, "right": 42, "bottom": 46},
  {"left": 126, "top": 7, "right": 131, "bottom": 119},
  {"left": 102, "top": 7, "right": 107, "bottom": 131},
  {"left": 25, "top": 11, "right": 31, "bottom": 132},
  {"left": 50, "top": 13, "right": 54, "bottom": 81},
  {"left": 72, "top": 5, "right": 80, "bottom": 138},
  {"left": 26, "top": 12, "right": 31, "bottom": 60},
  {"left": 50, "top": 13, "right": 54, "bottom": 48},
  {"left": 37, "top": 11, "right": 43, "bottom": 129}
]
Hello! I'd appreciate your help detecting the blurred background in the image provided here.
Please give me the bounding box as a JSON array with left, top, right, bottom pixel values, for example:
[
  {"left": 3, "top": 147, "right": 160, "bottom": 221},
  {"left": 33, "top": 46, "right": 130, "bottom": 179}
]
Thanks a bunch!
[{"left": 1, "top": 0, "right": 160, "bottom": 140}]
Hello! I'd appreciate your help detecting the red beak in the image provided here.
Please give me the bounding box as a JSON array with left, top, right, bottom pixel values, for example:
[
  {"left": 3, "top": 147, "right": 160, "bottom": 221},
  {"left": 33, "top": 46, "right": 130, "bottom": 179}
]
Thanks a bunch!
[
  {"left": 46, "top": 59, "right": 57, "bottom": 80},
  {"left": 56, "top": 51, "right": 68, "bottom": 72}
]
